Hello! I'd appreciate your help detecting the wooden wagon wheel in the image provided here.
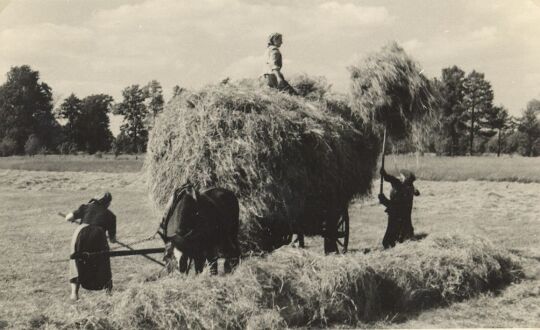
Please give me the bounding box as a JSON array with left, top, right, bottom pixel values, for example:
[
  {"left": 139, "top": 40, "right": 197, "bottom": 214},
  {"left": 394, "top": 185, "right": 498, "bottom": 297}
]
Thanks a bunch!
[
  {"left": 335, "top": 209, "right": 349, "bottom": 253},
  {"left": 323, "top": 208, "right": 350, "bottom": 254}
]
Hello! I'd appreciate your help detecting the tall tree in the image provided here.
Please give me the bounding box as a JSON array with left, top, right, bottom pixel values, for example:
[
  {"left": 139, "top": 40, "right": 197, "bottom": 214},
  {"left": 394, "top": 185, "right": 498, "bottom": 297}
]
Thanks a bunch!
[
  {"left": 480, "top": 105, "right": 509, "bottom": 156},
  {"left": 79, "top": 94, "right": 114, "bottom": 153},
  {"left": 463, "top": 71, "right": 494, "bottom": 155},
  {"left": 114, "top": 85, "right": 149, "bottom": 153},
  {"left": 518, "top": 99, "right": 540, "bottom": 156},
  {"left": 0, "top": 65, "right": 60, "bottom": 154},
  {"left": 438, "top": 66, "right": 468, "bottom": 155},
  {"left": 56, "top": 93, "right": 82, "bottom": 146},
  {"left": 143, "top": 80, "right": 164, "bottom": 121},
  {"left": 55, "top": 93, "right": 113, "bottom": 153}
]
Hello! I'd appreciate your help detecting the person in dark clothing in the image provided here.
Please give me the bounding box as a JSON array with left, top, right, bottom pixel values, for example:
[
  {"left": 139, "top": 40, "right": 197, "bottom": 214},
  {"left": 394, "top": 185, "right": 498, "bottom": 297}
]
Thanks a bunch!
[
  {"left": 378, "top": 168, "right": 420, "bottom": 249},
  {"left": 65, "top": 192, "right": 116, "bottom": 300},
  {"left": 66, "top": 192, "right": 117, "bottom": 242}
]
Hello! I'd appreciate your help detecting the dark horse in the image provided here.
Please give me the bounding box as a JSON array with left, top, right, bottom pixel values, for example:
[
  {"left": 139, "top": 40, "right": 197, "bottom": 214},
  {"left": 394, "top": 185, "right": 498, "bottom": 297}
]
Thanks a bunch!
[{"left": 158, "top": 183, "right": 240, "bottom": 274}]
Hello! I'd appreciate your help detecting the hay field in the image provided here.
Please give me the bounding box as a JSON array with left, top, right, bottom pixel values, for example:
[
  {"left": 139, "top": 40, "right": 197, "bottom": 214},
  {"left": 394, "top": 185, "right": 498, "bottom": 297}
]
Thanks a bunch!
[
  {"left": 0, "top": 159, "right": 539, "bottom": 328},
  {"left": 383, "top": 154, "right": 540, "bottom": 183},
  {"left": 0, "top": 155, "right": 143, "bottom": 173},
  {"left": 1, "top": 154, "right": 538, "bottom": 182}
]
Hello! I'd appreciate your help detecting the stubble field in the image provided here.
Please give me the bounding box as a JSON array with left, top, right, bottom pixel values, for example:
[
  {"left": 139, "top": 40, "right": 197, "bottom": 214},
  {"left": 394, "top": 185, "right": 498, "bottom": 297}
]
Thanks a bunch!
[{"left": 0, "top": 155, "right": 539, "bottom": 329}]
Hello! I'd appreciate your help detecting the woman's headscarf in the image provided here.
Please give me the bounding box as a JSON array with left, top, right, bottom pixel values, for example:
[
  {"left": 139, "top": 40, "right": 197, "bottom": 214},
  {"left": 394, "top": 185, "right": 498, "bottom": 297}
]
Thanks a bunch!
[
  {"left": 92, "top": 192, "right": 112, "bottom": 206},
  {"left": 267, "top": 32, "right": 282, "bottom": 46}
]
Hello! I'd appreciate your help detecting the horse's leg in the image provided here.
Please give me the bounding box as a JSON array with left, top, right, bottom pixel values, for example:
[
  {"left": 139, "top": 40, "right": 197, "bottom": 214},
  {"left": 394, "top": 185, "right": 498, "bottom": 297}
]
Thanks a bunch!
[
  {"left": 179, "top": 254, "right": 190, "bottom": 273},
  {"left": 293, "top": 234, "right": 305, "bottom": 248},
  {"left": 224, "top": 237, "right": 240, "bottom": 274},
  {"left": 324, "top": 216, "right": 338, "bottom": 254},
  {"left": 194, "top": 255, "right": 206, "bottom": 274},
  {"left": 208, "top": 255, "right": 218, "bottom": 275}
]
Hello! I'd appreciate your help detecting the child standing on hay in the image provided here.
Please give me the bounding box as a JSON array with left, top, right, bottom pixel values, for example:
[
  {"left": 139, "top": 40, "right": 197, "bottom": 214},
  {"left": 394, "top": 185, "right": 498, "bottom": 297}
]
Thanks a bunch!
[
  {"left": 378, "top": 168, "right": 420, "bottom": 248},
  {"left": 262, "top": 32, "right": 297, "bottom": 95}
]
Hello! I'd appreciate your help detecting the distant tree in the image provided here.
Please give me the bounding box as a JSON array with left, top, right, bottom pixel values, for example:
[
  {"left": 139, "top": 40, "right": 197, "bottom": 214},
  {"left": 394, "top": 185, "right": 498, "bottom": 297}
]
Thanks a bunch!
[
  {"left": 463, "top": 71, "right": 494, "bottom": 155},
  {"left": 112, "top": 131, "right": 132, "bottom": 154},
  {"left": 503, "top": 131, "right": 527, "bottom": 155},
  {"left": 479, "top": 105, "right": 510, "bottom": 156},
  {"left": 24, "top": 134, "right": 43, "bottom": 156},
  {"left": 58, "top": 141, "right": 77, "bottom": 155},
  {"left": 517, "top": 99, "right": 540, "bottom": 156},
  {"left": 0, "top": 65, "right": 61, "bottom": 154},
  {"left": 143, "top": 80, "right": 164, "bottom": 121},
  {"left": 114, "top": 85, "right": 149, "bottom": 153},
  {"left": 78, "top": 94, "right": 114, "bottom": 153},
  {"left": 0, "top": 137, "right": 18, "bottom": 156},
  {"left": 436, "top": 67, "right": 468, "bottom": 155},
  {"left": 56, "top": 93, "right": 82, "bottom": 146}
]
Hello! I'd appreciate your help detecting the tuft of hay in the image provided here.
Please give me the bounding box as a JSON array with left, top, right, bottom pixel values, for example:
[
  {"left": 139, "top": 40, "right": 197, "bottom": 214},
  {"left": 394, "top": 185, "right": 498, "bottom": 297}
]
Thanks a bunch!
[
  {"left": 45, "top": 234, "right": 523, "bottom": 329},
  {"left": 145, "top": 81, "right": 380, "bottom": 251},
  {"left": 289, "top": 74, "right": 332, "bottom": 101},
  {"left": 349, "top": 41, "right": 436, "bottom": 141}
]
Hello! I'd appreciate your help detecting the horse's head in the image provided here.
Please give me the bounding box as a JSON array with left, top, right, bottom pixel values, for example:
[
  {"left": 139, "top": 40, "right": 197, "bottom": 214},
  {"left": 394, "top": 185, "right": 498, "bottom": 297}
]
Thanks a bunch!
[{"left": 159, "top": 182, "right": 200, "bottom": 251}]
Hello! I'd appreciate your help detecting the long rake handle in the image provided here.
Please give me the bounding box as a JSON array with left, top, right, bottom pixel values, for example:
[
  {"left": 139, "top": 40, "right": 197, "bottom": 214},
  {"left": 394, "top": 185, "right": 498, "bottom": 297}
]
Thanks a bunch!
[{"left": 380, "top": 127, "right": 387, "bottom": 195}]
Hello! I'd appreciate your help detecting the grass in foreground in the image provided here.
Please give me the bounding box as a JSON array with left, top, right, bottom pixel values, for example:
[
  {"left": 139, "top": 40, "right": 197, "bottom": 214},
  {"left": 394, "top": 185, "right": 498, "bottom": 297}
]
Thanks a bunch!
[
  {"left": 36, "top": 234, "right": 522, "bottom": 329},
  {"left": 1, "top": 170, "right": 539, "bottom": 329}
]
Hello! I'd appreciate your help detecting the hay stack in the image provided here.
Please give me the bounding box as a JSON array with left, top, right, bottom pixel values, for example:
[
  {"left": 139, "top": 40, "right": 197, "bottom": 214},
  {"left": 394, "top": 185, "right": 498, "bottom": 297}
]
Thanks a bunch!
[
  {"left": 145, "top": 81, "right": 379, "bottom": 252},
  {"left": 47, "top": 234, "right": 522, "bottom": 329},
  {"left": 349, "top": 42, "right": 435, "bottom": 141}
]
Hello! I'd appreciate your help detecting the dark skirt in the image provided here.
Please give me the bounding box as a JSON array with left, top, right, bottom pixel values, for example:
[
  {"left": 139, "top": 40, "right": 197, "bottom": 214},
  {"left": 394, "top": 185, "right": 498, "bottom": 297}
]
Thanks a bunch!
[{"left": 70, "top": 224, "right": 112, "bottom": 290}]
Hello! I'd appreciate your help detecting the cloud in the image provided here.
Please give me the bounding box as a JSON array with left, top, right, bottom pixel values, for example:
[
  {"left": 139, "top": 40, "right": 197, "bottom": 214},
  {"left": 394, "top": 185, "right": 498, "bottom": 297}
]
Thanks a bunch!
[
  {"left": 222, "top": 55, "right": 266, "bottom": 81},
  {"left": 1, "top": 0, "right": 539, "bottom": 117}
]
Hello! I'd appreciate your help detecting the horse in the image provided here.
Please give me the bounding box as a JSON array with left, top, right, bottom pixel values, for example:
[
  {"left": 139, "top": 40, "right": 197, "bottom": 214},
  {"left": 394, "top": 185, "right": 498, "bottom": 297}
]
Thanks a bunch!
[{"left": 158, "top": 183, "right": 240, "bottom": 275}]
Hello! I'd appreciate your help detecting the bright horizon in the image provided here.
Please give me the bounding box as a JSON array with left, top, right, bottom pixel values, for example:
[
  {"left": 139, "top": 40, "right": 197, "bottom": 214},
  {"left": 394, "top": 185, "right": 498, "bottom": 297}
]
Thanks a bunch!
[{"left": 1, "top": 0, "right": 540, "bottom": 135}]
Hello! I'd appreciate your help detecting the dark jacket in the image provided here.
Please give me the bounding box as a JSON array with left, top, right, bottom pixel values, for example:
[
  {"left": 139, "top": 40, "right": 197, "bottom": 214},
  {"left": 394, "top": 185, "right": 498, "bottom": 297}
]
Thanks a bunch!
[
  {"left": 73, "top": 201, "right": 116, "bottom": 241},
  {"left": 379, "top": 172, "right": 418, "bottom": 218},
  {"left": 379, "top": 170, "right": 420, "bottom": 248}
]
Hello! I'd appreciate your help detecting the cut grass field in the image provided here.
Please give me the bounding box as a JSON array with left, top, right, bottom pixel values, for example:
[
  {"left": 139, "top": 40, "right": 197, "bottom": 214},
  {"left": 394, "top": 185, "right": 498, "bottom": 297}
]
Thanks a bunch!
[
  {"left": 0, "top": 156, "right": 540, "bottom": 329},
  {"left": 0, "top": 159, "right": 539, "bottom": 328},
  {"left": 384, "top": 154, "right": 540, "bottom": 183},
  {"left": 0, "top": 154, "right": 143, "bottom": 173},
  {"left": 1, "top": 154, "right": 539, "bottom": 182}
]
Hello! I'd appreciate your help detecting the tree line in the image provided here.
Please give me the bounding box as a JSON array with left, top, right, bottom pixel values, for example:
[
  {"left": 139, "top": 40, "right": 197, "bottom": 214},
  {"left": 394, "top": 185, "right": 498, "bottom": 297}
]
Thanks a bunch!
[
  {"left": 423, "top": 66, "right": 540, "bottom": 157},
  {"left": 0, "top": 64, "right": 539, "bottom": 157},
  {"left": 0, "top": 65, "right": 170, "bottom": 156}
]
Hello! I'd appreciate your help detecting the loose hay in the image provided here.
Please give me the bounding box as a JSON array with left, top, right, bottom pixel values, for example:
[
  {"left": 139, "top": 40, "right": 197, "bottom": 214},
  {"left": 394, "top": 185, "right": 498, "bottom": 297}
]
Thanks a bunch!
[
  {"left": 145, "top": 81, "right": 380, "bottom": 251},
  {"left": 46, "top": 234, "right": 523, "bottom": 329},
  {"left": 349, "top": 41, "right": 436, "bottom": 141}
]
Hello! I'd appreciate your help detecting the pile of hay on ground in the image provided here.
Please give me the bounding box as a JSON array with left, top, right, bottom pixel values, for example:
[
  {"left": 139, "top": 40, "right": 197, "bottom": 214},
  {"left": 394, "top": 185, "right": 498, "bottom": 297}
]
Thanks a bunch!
[
  {"left": 349, "top": 41, "right": 436, "bottom": 142},
  {"left": 145, "top": 81, "right": 380, "bottom": 251},
  {"left": 43, "top": 234, "right": 523, "bottom": 329}
]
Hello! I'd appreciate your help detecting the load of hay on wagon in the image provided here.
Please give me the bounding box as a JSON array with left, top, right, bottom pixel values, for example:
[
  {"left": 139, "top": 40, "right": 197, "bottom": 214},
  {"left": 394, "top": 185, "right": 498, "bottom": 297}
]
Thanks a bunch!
[
  {"left": 145, "top": 81, "right": 380, "bottom": 252},
  {"left": 144, "top": 42, "right": 434, "bottom": 253}
]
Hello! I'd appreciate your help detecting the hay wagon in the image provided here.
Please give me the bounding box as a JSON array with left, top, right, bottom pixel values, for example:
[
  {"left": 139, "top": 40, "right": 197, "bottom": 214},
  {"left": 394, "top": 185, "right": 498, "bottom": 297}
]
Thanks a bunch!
[{"left": 146, "top": 83, "right": 380, "bottom": 256}]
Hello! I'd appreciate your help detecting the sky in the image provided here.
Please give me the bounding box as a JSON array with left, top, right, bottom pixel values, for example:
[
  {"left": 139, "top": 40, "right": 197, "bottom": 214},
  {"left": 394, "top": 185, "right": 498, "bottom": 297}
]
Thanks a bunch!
[{"left": 1, "top": 0, "right": 539, "bottom": 134}]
